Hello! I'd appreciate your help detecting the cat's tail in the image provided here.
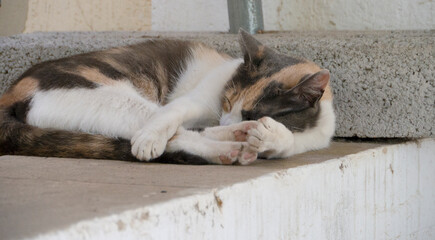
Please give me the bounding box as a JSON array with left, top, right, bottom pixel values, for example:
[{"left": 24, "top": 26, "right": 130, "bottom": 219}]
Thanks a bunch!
[
  {"left": 0, "top": 103, "right": 209, "bottom": 164},
  {"left": 0, "top": 102, "right": 137, "bottom": 161},
  {"left": 0, "top": 75, "right": 209, "bottom": 164}
]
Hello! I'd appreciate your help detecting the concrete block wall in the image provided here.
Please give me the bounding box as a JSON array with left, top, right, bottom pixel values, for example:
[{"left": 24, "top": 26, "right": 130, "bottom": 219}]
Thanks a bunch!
[{"left": 1, "top": 31, "right": 434, "bottom": 138}]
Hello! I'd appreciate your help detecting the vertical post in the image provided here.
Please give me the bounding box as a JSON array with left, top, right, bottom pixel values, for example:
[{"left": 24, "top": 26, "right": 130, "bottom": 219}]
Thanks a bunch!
[{"left": 227, "top": 0, "right": 264, "bottom": 34}]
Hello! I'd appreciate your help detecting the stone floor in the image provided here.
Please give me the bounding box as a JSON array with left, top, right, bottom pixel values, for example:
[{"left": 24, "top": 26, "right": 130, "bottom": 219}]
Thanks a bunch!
[{"left": 0, "top": 141, "right": 388, "bottom": 239}]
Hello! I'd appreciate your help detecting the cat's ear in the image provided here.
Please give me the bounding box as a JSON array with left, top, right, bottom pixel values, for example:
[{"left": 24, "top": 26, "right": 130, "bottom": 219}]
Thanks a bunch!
[
  {"left": 238, "top": 28, "right": 264, "bottom": 65},
  {"left": 291, "top": 69, "right": 330, "bottom": 106}
]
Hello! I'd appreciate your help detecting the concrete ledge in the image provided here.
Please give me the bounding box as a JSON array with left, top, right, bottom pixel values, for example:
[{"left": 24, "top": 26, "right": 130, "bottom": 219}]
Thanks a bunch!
[
  {"left": 0, "top": 31, "right": 434, "bottom": 138},
  {"left": 1, "top": 139, "right": 434, "bottom": 239}
]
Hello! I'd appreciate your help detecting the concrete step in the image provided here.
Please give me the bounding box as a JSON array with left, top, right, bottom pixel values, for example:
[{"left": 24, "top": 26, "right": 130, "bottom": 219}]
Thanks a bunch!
[
  {"left": 0, "top": 139, "right": 434, "bottom": 240},
  {"left": 0, "top": 31, "right": 434, "bottom": 138}
]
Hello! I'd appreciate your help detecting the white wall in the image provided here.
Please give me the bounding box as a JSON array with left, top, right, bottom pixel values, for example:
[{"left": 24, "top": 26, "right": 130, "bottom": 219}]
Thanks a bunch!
[
  {"left": 2, "top": 0, "right": 434, "bottom": 36},
  {"left": 24, "top": 0, "right": 151, "bottom": 32},
  {"left": 262, "top": 0, "right": 435, "bottom": 31},
  {"left": 150, "top": 0, "right": 434, "bottom": 31},
  {"left": 152, "top": 0, "right": 229, "bottom": 32}
]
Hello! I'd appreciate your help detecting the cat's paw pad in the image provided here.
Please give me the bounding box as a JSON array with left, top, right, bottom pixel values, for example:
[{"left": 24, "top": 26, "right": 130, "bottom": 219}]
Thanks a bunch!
[
  {"left": 217, "top": 143, "right": 257, "bottom": 165},
  {"left": 131, "top": 129, "right": 167, "bottom": 161},
  {"left": 233, "top": 130, "right": 247, "bottom": 141},
  {"left": 238, "top": 149, "right": 257, "bottom": 165},
  {"left": 232, "top": 121, "right": 257, "bottom": 141},
  {"left": 219, "top": 150, "right": 240, "bottom": 165}
]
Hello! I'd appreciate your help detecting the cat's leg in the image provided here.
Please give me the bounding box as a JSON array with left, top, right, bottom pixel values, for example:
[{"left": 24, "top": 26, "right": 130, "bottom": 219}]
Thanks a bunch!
[
  {"left": 199, "top": 121, "right": 257, "bottom": 142},
  {"left": 166, "top": 128, "right": 257, "bottom": 165},
  {"left": 131, "top": 59, "right": 243, "bottom": 161}
]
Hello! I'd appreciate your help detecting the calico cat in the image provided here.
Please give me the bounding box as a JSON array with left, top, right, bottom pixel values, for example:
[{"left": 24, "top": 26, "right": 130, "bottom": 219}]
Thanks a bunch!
[{"left": 0, "top": 30, "right": 335, "bottom": 165}]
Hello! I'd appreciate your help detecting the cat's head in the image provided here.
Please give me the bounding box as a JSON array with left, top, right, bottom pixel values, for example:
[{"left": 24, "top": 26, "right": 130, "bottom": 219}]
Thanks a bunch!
[{"left": 220, "top": 30, "right": 331, "bottom": 132}]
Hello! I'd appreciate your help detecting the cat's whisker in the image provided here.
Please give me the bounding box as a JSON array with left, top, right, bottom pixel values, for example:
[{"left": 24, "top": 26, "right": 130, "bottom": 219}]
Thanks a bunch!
[
  {"left": 290, "top": 126, "right": 304, "bottom": 131},
  {"left": 231, "top": 79, "right": 236, "bottom": 90},
  {"left": 252, "top": 93, "right": 266, "bottom": 110}
]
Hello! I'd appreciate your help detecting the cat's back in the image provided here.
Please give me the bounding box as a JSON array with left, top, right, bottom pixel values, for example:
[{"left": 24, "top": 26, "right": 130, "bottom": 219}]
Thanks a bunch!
[{"left": 4, "top": 39, "right": 227, "bottom": 105}]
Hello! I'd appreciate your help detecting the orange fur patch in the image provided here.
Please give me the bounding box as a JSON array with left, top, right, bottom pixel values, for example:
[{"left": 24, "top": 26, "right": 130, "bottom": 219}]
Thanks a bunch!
[
  {"left": 193, "top": 43, "right": 231, "bottom": 64},
  {"left": 104, "top": 47, "right": 129, "bottom": 55},
  {"left": 240, "top": 77, "right": 271, "bottom": 110},
  {"left": 322, "top": 85, "right": 333, "bottom": 101},
  {"left": 130, "top": 75, "right": 159, "bottom": 103},
  {"left": 256, "top": 46, "right": 265, "bottom": 59},
  {"left": 154, "top": 62, "right": 169, "bottom": 102},
  {"left": 79, "top": 67, "right": 118, "bottom": 85},
  {"left": 274, "top": 62, "right": 321, "bottom": 87},
  {"left": 0, "top": 77, "right": 39, "bottom": 107},
  {"left": 100, "top": 56, "right": 130, "bottom": 75}
]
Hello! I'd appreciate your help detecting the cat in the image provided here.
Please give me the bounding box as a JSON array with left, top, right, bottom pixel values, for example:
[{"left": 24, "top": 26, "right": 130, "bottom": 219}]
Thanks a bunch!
[{"left": 0, "top": 30, "right": 335, "bottom": 165}]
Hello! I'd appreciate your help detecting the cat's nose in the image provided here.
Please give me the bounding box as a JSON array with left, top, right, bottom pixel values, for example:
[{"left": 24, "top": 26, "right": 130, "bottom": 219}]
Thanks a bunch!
[{"left": 241, "top": 110, "right": 253, "bottom": 121}]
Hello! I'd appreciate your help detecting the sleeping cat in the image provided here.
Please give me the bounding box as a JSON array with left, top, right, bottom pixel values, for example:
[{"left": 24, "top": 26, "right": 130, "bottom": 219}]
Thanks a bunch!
[{"left": 0, "top": 30, "right": 335, "bottom": 165}]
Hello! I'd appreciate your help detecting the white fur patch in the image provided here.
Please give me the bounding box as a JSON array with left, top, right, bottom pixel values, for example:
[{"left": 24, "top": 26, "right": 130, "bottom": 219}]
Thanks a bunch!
[
  {"left": 290, "top": 100, "right": 336, "bottom": 154},
  {"left": 27, "top": 82, "right": 158, "bottom": 139},
  {"left": 219, "top": 100, "right": 243, "bottom": 126},
  {"left": 169, "top": 57, "right": 243, "bottom": 127}
]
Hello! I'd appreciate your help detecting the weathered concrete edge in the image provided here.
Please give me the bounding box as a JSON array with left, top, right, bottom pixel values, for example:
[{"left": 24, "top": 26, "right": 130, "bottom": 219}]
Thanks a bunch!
[{"left": 28, "top": 138, "right": 435, "bottom": 240}]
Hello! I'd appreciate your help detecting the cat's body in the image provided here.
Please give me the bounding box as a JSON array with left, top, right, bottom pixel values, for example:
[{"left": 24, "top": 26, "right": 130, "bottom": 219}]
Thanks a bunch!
[{"left": 0, "top": 31, "right": 335, "bottom": 165}]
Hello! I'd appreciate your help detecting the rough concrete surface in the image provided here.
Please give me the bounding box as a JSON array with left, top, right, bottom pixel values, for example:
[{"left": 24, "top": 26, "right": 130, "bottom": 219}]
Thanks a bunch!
[
  {"left": 0, "top": 31, "right": 434, "bottom": 137},
  {"left": 0, "top": 141, "right": 391, "bottom": 240},
  {"left": 1, "top": 139, "right": 434, "bottom": 240}
]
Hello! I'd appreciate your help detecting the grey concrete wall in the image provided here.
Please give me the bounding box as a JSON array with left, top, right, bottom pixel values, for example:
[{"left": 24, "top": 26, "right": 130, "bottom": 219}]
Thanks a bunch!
[{"left": 0, "top": 31, "right": 434, "bottom": 138}]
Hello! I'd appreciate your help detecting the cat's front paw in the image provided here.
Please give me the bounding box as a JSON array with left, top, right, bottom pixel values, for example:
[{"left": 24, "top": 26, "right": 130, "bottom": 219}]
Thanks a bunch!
[
  {"left": 131, "top": 128, "right": 168, "bottom": 161},
  {"left": 246, "top": 117, "right": 294, "bottom": 154},
  {"left": 131, "top": 122, "right": 179, "bottom": 161}
]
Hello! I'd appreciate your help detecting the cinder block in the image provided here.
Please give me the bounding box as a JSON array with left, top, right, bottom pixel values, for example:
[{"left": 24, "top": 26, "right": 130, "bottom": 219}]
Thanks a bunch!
[{"left": 0, "top": 31, "right": 433, "bottom": 138}]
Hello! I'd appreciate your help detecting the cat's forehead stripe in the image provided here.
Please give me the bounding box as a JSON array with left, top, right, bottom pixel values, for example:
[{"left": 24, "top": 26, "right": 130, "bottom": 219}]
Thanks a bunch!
[
  {"left": 240, "top": 77, "right": 271, "bottom": 110},
  {"left": 273, "top": 62, "right": 321, "bottom": 88}
]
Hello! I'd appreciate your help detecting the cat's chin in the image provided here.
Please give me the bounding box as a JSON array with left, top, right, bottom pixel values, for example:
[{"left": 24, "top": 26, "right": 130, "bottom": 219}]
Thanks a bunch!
[{"left": 219, "top": 113, "right": 241, "bottom": 126}]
